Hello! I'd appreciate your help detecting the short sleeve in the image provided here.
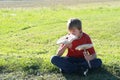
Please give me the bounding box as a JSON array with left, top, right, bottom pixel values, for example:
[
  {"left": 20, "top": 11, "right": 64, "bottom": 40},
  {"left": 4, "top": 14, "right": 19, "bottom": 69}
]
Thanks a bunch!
[{"left": 86, "top": 36, "right": 96, "bottom": 55}]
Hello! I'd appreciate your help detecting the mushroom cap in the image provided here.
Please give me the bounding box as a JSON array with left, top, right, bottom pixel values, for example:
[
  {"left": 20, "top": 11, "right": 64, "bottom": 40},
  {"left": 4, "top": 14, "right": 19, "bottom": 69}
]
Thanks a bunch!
[
  {"left": 56, "top": 36, "right": 69, "bottom": 44},
  {"left": 56, "top": 34, "right": 78, "bottom": 44},
  {"left": 75, "top": 44, "right": 93, "bottom": 50}
]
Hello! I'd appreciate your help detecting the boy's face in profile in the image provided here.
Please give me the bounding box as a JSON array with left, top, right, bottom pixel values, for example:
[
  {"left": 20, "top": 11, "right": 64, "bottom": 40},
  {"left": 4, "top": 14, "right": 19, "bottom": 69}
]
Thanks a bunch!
[{"left": 68, "top": 27, "right": 82, "bottom": 37}]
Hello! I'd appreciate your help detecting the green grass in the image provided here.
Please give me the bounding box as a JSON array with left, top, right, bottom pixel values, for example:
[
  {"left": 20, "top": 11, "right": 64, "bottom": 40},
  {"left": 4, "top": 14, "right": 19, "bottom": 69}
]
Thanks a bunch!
[{"left": 0, "top": 6, "right": 120, "bottom": 80}]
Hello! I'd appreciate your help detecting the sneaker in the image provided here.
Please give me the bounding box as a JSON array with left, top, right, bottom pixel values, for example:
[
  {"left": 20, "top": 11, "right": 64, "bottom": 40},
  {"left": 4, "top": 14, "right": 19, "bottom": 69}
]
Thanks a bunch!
[
  {"left": 59, "top": 69, "right": 65, "bottom": 73},
  {"left": 80, "top": 67, "right": 89, "bottom": 76},
  {"left": 83, "top": 69, "right": 88, "bottom": 76}
]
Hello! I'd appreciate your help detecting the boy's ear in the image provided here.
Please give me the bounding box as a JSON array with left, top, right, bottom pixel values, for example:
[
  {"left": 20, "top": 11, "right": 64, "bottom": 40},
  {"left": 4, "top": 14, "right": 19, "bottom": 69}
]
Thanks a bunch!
[
  {"left": 79, "top": 29, "right": 82, "bottom": 33},
  {"left": 67, "top": 31, "right": 71, "bottom": 34},
  {"left": 68, "top": 33, "right": 70, "bottom": 35}
]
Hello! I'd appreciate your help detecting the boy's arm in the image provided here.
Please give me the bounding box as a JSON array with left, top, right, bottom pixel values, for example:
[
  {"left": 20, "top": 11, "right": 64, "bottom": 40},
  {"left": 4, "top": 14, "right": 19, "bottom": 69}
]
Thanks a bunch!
[
  {"left": 56, "top": 43, "right": 71, "bottom": 56},
  {"left": 85, "top": 35, "right": 97, "bottom": 61}
]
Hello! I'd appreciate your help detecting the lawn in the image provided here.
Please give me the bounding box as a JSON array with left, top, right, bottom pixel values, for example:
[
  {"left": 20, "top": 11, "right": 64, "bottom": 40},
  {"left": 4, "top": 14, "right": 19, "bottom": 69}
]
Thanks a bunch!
[{"left": 0, "top": 5, "right": 120, "bottom": 80}]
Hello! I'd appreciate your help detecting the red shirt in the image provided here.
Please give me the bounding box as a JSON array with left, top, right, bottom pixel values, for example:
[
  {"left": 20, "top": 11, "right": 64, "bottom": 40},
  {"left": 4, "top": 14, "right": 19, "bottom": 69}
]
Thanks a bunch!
[{"left": 66, "top": 32, "right": 96, "bottom": 58}]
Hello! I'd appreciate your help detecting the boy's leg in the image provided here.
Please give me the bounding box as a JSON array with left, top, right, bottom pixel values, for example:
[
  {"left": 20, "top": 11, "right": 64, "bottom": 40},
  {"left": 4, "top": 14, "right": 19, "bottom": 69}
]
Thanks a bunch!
[
  {"left": 90, "top": 58, "right": 102, "bottom": 69},
  {"left": 80, "top": 58, "right": 102, "bottom": 69},
  {"left": 51, "top": 56, "right": 79, "bottom": 73}
]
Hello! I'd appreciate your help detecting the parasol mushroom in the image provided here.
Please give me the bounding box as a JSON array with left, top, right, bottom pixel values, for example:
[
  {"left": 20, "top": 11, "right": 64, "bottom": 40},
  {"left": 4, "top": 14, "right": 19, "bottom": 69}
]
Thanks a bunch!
[
  {"left": 56, "top": 34, "right": 78, "bottom": 44},
  {"left": 75, "top": 44, "right": 93, "bottom": 68}
]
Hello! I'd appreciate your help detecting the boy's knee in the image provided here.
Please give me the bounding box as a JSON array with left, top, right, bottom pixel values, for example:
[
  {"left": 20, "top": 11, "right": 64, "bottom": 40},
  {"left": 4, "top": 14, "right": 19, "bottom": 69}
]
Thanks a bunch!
[
  {"left": 94, "top": 58, "right": 102, "bottom": 67},
  {"left": 91, "top": 58, "right": 102, "bottom": 68},
  {"left": 50, "top": 55, "right": 60, "bottom": 64},
  {"left": 97, "top": 59, "right": 102, "bottom": 66}
]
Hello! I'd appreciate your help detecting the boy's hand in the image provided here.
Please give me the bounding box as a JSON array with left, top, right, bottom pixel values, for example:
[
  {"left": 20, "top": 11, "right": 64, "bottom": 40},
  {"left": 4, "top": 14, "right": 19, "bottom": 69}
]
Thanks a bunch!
[
  {"left": 56, "top": 43, "right": 72, "bottom": 56},
  {"left": 84, "top": 53, "right": 92, "bottom": 61},
  {"left": 64, "top": 43, "right": 72, "bottom": 48},
  {"left": 83, "top": 52, "right": 96, "bottom": 61}
]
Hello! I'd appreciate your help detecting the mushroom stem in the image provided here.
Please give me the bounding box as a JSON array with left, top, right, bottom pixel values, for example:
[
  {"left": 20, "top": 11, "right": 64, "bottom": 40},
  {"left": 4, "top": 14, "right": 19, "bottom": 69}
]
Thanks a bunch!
[{"left": 83, "top": 49, "right": 91, "bottom": 68}]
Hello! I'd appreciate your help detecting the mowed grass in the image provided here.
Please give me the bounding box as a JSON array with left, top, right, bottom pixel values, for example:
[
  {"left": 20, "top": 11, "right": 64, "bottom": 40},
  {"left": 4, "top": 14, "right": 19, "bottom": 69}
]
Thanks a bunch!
[{"left": 0, "top": 6, "right": 120, "bottom": 79}]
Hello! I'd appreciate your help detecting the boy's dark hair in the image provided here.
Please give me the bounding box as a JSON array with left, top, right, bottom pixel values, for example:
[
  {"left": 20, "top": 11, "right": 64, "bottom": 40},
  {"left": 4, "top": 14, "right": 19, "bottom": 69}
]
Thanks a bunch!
[{"left": 67, "top": 18, "right": 82, "bottom": 30}]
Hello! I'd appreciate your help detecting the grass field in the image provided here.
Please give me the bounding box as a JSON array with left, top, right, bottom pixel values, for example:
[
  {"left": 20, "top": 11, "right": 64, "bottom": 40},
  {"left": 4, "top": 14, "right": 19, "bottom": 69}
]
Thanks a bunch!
[{"left": 0, "top": 1, "right": 120, "bottom": 80}]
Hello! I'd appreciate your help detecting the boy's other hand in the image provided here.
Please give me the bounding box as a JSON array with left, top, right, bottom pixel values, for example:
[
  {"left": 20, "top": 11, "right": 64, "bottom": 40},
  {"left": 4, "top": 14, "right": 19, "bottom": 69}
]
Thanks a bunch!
[
  {"left": 64, "top": 43, "right": 72, "bottom": 48},
  {"left": 83, "top": 51, "right": 92, "bottom": 61},
  {"left": 84, "top": 53, "right": 92, "bottom": 61},
  {"left": 83, "top": 52, "right": 96, "bottom": 61},
  {"left": 56, "top": 43, "right": 72, "bottom": 56}
]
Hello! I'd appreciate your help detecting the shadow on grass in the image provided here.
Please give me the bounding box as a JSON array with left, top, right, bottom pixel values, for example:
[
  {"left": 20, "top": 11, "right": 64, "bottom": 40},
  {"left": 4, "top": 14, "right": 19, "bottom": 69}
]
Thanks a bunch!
[
  {"left": 22, "top": 63, "right": 40, "bottom": 75},
  {"left": 61, "top": 67, "right": 120, "bottom": 80},
  {"left": 0, "top": 65, "right": 7, "bottom": 73}
]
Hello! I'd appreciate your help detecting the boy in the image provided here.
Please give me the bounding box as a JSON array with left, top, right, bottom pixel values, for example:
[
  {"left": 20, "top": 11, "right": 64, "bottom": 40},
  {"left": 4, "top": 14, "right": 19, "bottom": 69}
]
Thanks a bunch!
[{"left": 51, "top": 18, "right": 102, "bottom": 75}]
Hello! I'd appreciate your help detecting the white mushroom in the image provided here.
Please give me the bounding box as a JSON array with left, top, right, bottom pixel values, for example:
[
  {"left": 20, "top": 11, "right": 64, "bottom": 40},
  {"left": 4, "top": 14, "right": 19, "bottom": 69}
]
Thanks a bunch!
[
  {"left": 75, "top": 44, "right": 93, "bottom": 50},
  {"left": 56, "top": 34, "right": 78, "bottom": 44},
  {"left": 75, "top": 44, "right": 93, "bottom": 68}
]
